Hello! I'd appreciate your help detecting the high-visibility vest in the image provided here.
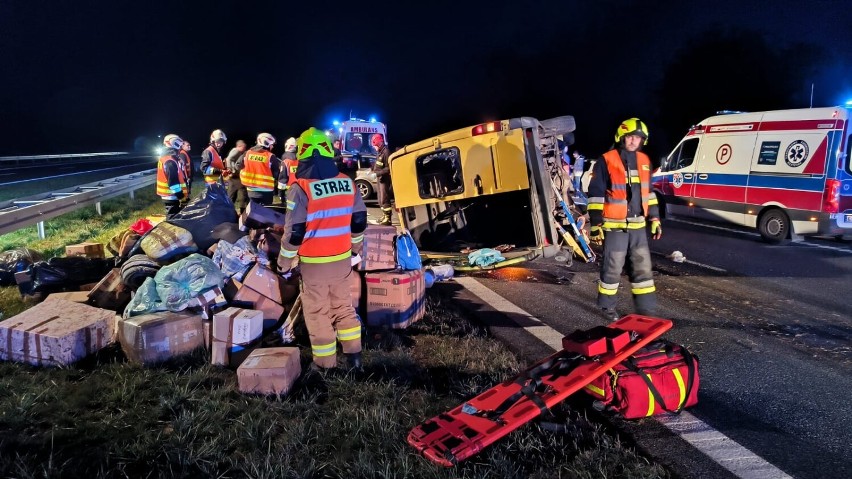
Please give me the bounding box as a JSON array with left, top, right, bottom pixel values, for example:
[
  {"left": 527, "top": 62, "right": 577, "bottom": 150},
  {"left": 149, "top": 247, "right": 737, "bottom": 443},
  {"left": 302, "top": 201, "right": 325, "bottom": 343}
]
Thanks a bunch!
[
  {"left": 283, "top": 157, "right": 299, "bottom": 186},
  {"left": 178, "top": 150, "right": 192, "bottom": 179},
  {"left": 600, "top": 149, "right": 652, "bottom": 228},
  {"left": 294, "top": 174, "right": 356, "bottom": 264},
  {"left": 240, "top": 149, "right": 275, "bottom": 190},
  {"left": 202, "top": 146, "right": 225, "bottom": 185},
  {"left": 156, "top": 154, "right": 187, "bottom": 198}
]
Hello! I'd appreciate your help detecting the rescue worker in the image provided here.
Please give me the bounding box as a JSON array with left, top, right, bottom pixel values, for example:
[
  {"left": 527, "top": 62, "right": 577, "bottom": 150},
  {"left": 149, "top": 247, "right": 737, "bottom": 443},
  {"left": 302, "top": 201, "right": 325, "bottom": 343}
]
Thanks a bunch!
[
  {"left": 276, "top": 137, "right": 299, "bottom": 202},
  {"left": 178, "top": 141, "right": 193, "bottom": 197},
  {"left": 278, "top": 127, "right": 368, "bottom": 371},
  {"left": 200, "top": 129, "right": 228, "bottom": 186},
  {"left": 238, "top": 132, "right": 281, "bottom": 206},
  {"left": 156, "top": 134, "right": 188, "bottom": 217},
  {"left": 587, "top": 118, "right": 662, "bottom": 321},
  {"left": 371, "top": 133, "right": 393, "bottom": 225},
  {"left": 225, "top": 139, "right": 249, "bottom": 213}
]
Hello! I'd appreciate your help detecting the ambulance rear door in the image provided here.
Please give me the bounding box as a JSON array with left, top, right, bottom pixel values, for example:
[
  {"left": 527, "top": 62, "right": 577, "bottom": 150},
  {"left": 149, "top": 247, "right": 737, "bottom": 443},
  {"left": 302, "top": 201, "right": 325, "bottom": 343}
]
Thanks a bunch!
[{"left": 658, "top": 135, "right": 700, "bottom": 217}]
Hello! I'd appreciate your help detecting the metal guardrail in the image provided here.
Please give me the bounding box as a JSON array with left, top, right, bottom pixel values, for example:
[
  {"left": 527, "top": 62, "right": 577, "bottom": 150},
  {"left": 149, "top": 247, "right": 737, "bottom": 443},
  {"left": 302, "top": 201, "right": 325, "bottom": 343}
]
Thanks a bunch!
[
  {"left": 0, "top": 168, "right": 157, "bottom": 238},
  {"left": 0, "top": 152, "right": 130, "bottom": 164}
]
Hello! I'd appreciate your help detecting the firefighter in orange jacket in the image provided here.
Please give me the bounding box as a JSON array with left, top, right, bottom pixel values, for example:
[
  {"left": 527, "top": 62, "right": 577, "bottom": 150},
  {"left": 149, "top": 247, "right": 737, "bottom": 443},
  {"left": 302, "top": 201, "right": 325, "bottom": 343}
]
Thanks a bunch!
[
  {"left": 200, "top": 129, "right": 228, "bottom": 186},
  {"left": 178, "top": 141, "right": 193, "bottom": 197},
  {"left": 587, "top": 118, "right": 662, "bottom": 320},
  {"left": 277, "top": 137, "right": 299, "bottom": 201},
  {"left": 278, "top": 127, "right": 368, "bottom": 370},
  {"left": 156, "top": 134, "right": 188, "bottom": 217},
  {"left": 237, "top": 132, "right": 281, "bottom": 206}
]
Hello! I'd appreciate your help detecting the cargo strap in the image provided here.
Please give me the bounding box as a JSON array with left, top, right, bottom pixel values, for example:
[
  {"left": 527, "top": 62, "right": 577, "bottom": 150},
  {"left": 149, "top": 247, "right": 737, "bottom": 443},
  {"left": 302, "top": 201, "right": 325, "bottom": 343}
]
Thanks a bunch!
[
  {"left": 623, "top": 345, "right": 698, "bottom": 414},
  {"left": 467, "top": 353, "right": 585, "bottom": 423}
]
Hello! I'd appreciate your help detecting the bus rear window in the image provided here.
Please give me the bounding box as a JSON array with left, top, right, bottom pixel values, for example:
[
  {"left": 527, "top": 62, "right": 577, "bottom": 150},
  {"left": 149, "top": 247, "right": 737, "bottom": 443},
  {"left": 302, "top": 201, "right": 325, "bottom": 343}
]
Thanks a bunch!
[{"left": 417, "top": 147, "right": 464, "bottom": 199}]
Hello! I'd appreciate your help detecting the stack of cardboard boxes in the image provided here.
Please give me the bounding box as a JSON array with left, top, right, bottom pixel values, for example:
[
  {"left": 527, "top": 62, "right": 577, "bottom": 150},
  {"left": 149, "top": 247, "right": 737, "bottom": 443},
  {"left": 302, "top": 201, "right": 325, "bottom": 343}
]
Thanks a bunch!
[{"left": 354, "top": 225, "right": 426, "bottom": 329}]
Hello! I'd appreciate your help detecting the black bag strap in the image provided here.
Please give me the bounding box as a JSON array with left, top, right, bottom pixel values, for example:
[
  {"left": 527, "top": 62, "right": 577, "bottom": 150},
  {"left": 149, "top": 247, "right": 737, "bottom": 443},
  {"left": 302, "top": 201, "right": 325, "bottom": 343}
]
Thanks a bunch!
[{"left": 624, "top": 345, "right": 697, "bottom": 415}]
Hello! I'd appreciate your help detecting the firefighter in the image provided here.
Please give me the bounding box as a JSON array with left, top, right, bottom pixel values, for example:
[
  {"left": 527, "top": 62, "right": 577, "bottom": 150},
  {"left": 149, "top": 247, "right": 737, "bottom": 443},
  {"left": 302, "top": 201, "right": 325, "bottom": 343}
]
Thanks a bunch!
[
  {"left": 178, "top": 140, "right": 193, "bottom": 197},
  {"left": 587, "top": 118, "right": 662, "bottom": 320},
  {"left": 276, "top": 137, "right": 299, "bottom": 202},
  {"left": 200, "top": 129, "right": 228, "bottom": 186},
  {"left": 156, "top": 134, "right": 188, "bottom": 217},
  {"left": 238, "top": 132, "right": 281, "bottom": 206},
  {"left": 225, "top": 139, "right": 249, "bottom": 213},
  {"left": 371, "top": 133, "right": 393, "bottom": 225},
  {"left": 277, "top": 127, "right": 368, "bottom": 371}
]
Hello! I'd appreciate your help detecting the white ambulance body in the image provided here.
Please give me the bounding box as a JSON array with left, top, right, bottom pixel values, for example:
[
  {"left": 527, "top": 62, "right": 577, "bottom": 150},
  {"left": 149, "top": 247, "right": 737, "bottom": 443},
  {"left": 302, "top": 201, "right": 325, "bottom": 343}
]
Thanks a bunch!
[
  {"left": 338, "top": 119, "right": 387, "bottom": 162},
  {"left": 652, "top": 106, "right": 852, "bottom": 242}
]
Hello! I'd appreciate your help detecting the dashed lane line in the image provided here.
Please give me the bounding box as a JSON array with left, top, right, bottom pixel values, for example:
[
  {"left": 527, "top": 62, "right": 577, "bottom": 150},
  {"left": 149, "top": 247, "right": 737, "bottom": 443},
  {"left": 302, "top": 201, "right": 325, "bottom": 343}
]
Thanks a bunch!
[{"left": 454, "top": 276, "right": 793, "bottom": 479}]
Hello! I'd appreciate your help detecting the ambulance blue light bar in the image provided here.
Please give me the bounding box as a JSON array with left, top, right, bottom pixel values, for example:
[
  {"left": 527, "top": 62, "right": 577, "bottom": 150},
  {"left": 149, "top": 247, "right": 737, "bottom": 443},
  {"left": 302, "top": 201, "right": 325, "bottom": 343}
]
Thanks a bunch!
[{"left": 471, "top": 121, "right": 503, "bottom": 136}]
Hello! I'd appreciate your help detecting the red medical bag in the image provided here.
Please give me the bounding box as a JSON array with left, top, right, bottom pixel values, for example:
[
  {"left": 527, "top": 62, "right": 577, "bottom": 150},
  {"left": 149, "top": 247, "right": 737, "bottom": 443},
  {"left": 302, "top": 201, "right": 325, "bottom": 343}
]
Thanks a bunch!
[{"left": 584, "top": 340, "right": 699, "bottom": 419}]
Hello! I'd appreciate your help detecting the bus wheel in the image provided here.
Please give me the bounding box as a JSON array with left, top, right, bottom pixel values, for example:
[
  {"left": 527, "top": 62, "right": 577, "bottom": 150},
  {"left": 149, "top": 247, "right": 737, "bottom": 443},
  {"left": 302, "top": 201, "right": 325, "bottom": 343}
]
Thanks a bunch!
[{"left": 758, "top": 208, "right": 789, "bottom": 244}]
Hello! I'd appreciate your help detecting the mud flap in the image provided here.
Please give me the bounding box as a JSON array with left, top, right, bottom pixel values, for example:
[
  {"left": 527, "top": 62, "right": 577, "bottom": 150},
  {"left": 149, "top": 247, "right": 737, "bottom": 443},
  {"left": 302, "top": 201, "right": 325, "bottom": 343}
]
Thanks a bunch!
[{"left": 407, "top": 314, "right": 673, "bottom": 466}]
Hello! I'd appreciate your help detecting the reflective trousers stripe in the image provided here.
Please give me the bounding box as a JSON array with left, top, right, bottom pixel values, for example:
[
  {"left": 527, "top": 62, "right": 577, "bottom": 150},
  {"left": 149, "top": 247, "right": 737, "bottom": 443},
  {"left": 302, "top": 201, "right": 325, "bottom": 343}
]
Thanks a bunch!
[
  {"left": 598, "top": 281, "right": 619, "bottom": 295},
  {"left": 312, "top": 341, "right": 337, "bottom": 357},
  {"left": 631, "top": 285, "right": 656, "bottom": 295},
  {"left": 337, "top": 325, "right": 361, "bottom": 342}
]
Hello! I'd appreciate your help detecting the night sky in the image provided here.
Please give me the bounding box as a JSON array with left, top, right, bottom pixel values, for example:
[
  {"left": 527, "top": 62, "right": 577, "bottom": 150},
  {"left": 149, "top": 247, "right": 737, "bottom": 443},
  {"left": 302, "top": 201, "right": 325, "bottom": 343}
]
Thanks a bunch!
[{"left": 1, "top": 0, "right": 850, "bottom": 160}]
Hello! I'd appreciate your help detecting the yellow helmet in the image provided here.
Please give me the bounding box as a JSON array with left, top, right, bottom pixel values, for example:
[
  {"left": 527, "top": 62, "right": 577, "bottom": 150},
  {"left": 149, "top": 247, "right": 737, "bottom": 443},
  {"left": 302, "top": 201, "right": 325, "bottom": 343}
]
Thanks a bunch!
[
  {"left": 615, "top": 118, "right": 649, "bottom": 145},
  {"left": 296, "top": 127, "right": 334, "bottom": 160}
]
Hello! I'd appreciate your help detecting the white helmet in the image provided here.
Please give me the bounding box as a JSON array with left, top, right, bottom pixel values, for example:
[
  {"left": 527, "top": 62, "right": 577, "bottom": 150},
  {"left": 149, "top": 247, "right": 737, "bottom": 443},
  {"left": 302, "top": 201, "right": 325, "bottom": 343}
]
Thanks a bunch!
[
  {"left": 257, "top": 132, "right": 276, "bottom": 149},
  {"left": 163, "top": 134, "right": 184, "bottom": 150},
  {"left": 284, "top": 137, "right": 297, "bottom": 152},
  {"left": 210, "top": 129, "right": 227, "bottom": 143}
]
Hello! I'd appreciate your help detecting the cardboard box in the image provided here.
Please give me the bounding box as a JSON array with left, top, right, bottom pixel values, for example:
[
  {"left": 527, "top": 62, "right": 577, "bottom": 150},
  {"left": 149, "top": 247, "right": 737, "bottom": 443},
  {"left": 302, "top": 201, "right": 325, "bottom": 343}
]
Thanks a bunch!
[
  {"left": 65, "top": 242, "right": 105, "bottom": 259},
  {"left": 87, "top": 268, "right": 131, "bottom": 312},
  {"left": 364, "top": 269, "right": 425, "bottom": 328},
  {"left": 237, "top": 347, "right": 301, "bottom": 396},
  {"left": 187, "top": 286, "right": 228, "bottom": 320},
  {"left": 118, "top": 311, "right": 203, "bottom": 365},
  {"left": 241, "top": 264, "right": 282, "bottom": 304},
  {"left": 211, "top": 307, "right": 264, "bottom": 366},
  {"left": 0, "top": 299, "right": 116, "bottom": 366},
  {"left": 202, "top": 320, "right": 212, "bottom": 349},
  {"left": 45, "top": 291, "right": 92, "bottom": 304},
  {"left": 350, "top": 270, "right": 364, "bottom": 313},
  {"left": 354, "top": 225, "right": 397, "bottom": 271},
  {"left": 231, "top": 284, "right": 285, "bottom": 323}
]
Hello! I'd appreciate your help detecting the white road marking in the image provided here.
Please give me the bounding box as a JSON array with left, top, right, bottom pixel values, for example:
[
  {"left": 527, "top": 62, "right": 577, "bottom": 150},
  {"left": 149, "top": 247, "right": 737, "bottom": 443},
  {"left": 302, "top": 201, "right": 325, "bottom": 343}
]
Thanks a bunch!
[
  {"left": 454, "top": 275, "right": 793, "bottom": 479},
  {"left": 668, "top": 217, "right": 852, "bottom": 254}
]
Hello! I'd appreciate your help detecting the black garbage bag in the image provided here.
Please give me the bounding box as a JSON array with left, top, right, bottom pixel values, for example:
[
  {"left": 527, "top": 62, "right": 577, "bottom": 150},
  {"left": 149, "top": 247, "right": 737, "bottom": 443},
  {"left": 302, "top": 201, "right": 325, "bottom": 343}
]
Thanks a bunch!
[
  {"left": 167, "top": 182, "right": 238, "bottom": 253},
  {"left": 0, "top": 248, "right": 43, "bottom": 286},
  {"left": 19, "top": 256, "right": 117, "bottom": 296}
]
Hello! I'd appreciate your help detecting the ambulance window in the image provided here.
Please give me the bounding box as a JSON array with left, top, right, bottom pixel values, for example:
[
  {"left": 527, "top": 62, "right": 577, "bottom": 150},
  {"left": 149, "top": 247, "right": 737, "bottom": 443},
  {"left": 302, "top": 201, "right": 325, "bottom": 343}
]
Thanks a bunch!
[
  {"left": 416, "top": 147, "right": 464, "bottom": 199},
  {"left": 669, "top": 138, "right": 699, "bottom": 171},
  {"left": 846, "top": 134, "right": 852, "bottom": 174}
]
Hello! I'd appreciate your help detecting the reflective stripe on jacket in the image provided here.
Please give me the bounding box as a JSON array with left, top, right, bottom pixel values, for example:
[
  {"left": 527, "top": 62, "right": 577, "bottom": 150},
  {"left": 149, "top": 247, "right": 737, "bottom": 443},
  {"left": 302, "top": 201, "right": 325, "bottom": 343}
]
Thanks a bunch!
[
  {"left": 240, "top": 149, "right": 275, "bottom": 190},
  {"left": 293, "top": 174, "right": 357, "bottom": 263},
  {"left": 597, "top": 149, "right": 652, "bottom": 230},
  {"left": 202, "top": 146, "right": 225, "bottom": 185},
  {"left": 156, "top": 154, "right": 186, "bottom": 199}
]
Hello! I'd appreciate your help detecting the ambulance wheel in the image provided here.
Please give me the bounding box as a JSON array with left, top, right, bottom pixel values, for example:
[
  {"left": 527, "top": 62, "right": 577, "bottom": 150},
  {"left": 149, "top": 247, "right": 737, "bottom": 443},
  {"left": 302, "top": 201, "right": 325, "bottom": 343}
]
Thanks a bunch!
[
  {"left": 355, "top": 180, "right": 373, "bottom": 200},
  {"left": 758, "top": 208, "right": 789, "bottom": 244}
]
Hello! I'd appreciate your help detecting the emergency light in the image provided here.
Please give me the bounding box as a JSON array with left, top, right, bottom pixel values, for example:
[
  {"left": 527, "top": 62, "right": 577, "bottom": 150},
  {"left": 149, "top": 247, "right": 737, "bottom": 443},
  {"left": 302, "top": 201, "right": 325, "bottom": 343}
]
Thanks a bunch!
[{"left": 471, "top": 121, "right": 503, "bottom": 136}]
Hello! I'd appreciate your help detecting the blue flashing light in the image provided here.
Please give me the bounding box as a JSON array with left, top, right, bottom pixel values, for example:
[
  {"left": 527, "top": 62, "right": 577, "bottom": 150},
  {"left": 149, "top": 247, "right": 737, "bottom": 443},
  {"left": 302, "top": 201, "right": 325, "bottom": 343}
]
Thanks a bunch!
[
  {"left": 845, "top": 99, "right": 852, "bottom": 107},
  {"left": 369, "top": 117, "right": 377, "bottom": 123},
  {"left": 332, "top": 120, "right": 340, "bottom": 126}
]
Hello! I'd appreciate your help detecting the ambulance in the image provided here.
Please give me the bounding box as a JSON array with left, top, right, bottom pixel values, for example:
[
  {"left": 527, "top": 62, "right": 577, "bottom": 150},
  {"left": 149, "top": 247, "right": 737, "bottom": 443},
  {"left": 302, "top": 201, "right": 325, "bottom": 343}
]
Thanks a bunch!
[
  {"left": 388, "top": 116, "right": 584, "bottom": 266},
  {"left": 336, "top": 118, "right": 387, "bottom": 200},
  {"left": 652, "top": 106, "right": 852, "bottom": 243}
]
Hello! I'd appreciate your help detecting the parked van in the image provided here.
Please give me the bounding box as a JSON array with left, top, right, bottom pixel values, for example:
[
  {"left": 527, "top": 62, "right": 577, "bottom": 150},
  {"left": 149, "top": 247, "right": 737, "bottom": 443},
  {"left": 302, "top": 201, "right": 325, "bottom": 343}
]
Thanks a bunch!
[
  {"left": 388, "top": 116, "right": 582, "bottom": 266},
  {"left": 652, "top": 106, "right": 852, "bottom": 242}
]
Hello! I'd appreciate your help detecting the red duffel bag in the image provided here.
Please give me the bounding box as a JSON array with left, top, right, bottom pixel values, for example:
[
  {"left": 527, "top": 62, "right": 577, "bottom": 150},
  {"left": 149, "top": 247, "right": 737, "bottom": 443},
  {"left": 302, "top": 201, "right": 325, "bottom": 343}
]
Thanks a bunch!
[{"left": 584, "top": 340, "right": 699, "bottom": 419}]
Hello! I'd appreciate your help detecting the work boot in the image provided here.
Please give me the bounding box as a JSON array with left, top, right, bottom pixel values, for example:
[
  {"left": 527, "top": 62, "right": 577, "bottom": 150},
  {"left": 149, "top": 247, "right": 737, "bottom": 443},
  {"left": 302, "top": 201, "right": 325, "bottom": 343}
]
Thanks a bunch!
[
  {"left": 601, "top": 308, "right": 619, "bottom": 322},
  {"left": 378, "top": 214, "right": 392, "bottom": 226},
  {"left": 345, "top": 352, "right": 363, "bottom": 370}
]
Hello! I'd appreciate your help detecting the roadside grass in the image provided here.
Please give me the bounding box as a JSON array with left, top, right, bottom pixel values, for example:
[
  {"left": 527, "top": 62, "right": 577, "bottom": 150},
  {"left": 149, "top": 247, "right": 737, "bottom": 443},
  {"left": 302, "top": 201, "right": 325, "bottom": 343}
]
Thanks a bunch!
[{"left": 0, "top": 192, "right": 669, "bottom": 478}]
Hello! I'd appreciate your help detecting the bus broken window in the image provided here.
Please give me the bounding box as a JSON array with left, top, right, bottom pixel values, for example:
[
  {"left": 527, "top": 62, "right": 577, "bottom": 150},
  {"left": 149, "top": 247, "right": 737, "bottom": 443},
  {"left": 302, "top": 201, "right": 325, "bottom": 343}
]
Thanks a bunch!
[{"left": 416, "top": 147, "right": 464, "bottom": 199}]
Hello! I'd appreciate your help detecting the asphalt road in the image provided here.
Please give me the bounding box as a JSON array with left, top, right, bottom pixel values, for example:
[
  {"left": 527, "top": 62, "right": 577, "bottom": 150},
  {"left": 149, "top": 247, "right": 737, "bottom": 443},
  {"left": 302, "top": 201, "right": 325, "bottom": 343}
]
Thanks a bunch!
[{"left": 392, "top": 207, "right": 852, "bottom": 479}]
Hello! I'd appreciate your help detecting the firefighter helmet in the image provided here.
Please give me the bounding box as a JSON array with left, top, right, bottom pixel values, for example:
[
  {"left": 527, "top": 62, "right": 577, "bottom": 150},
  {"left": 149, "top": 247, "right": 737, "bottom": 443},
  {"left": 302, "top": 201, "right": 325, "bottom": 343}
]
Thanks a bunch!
[
  {"left": 371, "top": 133, "right": 385, "bottom": 148},
  {"left": 297, "top": 127, "right": 334, "bottom": 161},
  {"left": 210, "top": 129, "right": 227, "bottom": 143},
  {"left": 163, "top": 134, "right": 184, "bottom": 150},
  {"left": 257, "top": 132, "right": 276, "bottom": 149},
  {"left": 284, "top": 137, "right": 297, "bottom": 152},
  {"left": 614, "top": 118, "right": 649, "bottom": 145}
]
